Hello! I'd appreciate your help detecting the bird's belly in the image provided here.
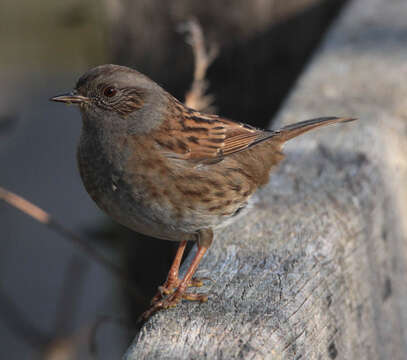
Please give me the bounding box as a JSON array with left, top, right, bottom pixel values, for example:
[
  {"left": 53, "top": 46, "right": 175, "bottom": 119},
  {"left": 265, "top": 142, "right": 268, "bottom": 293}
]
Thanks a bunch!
[
  {"left": 77, "top": 136, "right": 252, "bottom": 241},
  {"left": 78, "top": 160, "right": 241, "bottom": 241},
  {"left": 78, "top": 163, "right": 185, "bottom": 241},
  {"left": 76, "top": 143, "right": 211, "bottom": 240}
]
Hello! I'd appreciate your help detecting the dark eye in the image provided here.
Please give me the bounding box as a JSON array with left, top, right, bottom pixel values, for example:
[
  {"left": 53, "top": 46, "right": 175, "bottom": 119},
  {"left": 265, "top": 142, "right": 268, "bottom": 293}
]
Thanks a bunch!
[{"left": 103, "top": 86, "right": 117, "bottom": 97}]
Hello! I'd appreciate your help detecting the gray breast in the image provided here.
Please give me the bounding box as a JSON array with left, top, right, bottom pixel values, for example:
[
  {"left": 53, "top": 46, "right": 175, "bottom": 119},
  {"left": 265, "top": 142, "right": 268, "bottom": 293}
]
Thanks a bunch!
[{"left": 76, "top": 130, "right": 195, "bottom": 241}]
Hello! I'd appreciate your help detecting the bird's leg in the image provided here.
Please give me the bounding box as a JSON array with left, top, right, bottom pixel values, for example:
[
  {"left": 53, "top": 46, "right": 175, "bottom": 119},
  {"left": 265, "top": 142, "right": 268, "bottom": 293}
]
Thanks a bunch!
[
  {"left": 142, "top": 229, "right": 213, "bottom": 319},
  {"left": 151, "top": 239, "right": 208, "bottom": 305},
  {"left": 150, "top": 240, "right": 187, "bottom": 304}
]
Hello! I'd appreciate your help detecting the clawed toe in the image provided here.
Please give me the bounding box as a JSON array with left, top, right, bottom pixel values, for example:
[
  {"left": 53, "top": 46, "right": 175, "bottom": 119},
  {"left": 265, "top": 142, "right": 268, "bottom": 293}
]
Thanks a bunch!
[
  {"left": 151, "top": 276, "right": 210, "bottom": 304},
  {"left": 142, "top": 289, "right": 210, "bottom": 320},
  {"left": 157, "top": 285, "right": 172, "bottom": 296},
  {"left": 142, "top": 293, "right": 182, "bottom": 320},
  {"left": 189, "top": 276, "right": 209, "bottom": 288},
  {"left": 191, "top": 276, "right": 213, "bottom": 286},
  {"left": 182, "top": 292, "right": 208, "bottom": 302}
]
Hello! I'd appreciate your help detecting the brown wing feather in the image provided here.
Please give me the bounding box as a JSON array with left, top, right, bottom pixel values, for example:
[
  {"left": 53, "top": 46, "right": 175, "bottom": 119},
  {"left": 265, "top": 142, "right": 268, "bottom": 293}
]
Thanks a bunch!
[
  {"left": 151, "top": 97, "right": 355, "bottom": 164},
  {"left": 152, "top": 100, "right": 272, "bottom": 162}
]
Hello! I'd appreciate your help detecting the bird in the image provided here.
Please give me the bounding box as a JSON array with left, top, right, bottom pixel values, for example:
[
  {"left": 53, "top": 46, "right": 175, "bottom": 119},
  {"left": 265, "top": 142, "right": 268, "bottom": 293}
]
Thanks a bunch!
[{"left": 51, "top": 64, "right": 355, "bottom": 319}]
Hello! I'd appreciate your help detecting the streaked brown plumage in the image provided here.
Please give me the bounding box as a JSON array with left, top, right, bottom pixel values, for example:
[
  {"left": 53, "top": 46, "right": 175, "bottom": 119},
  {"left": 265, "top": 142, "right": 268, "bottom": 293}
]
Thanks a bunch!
[{"left": 51, "top": 64, "right": 355, "bottom": 319}]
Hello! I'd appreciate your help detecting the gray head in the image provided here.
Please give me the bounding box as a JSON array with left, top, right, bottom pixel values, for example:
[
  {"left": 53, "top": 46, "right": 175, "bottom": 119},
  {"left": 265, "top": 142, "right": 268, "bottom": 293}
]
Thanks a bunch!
[{"left": 51, "top": 64, "right": 169, "bottom": 133}]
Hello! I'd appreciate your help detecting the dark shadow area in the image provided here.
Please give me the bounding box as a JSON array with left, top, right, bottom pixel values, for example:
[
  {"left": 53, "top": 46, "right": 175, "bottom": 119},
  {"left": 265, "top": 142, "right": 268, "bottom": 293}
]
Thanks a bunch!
[
  {"left": 113, "top": 0, "right": 347, "bottom": 129},
  {"left": 209, "top": 0, "right": 347, "bottom": 128}
]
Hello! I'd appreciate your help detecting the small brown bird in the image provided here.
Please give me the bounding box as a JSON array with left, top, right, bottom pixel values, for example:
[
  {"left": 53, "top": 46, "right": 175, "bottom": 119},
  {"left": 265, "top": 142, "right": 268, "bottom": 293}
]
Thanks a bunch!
[{"left": 51, "top": 64, "right": 355, "bottom": 319}]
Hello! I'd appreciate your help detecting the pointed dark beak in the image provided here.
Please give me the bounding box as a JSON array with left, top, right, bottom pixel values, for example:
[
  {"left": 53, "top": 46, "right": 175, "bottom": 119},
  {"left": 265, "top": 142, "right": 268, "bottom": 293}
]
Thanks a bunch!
[{"left": 50, "top": 92, "right": 89, "bottom": 104}]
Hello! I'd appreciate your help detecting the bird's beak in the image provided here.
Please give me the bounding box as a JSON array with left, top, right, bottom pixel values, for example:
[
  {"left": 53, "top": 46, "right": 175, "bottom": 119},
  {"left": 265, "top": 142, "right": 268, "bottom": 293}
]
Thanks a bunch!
[{"left": 50, "top": 92, "right": 89, "bottom": 104}]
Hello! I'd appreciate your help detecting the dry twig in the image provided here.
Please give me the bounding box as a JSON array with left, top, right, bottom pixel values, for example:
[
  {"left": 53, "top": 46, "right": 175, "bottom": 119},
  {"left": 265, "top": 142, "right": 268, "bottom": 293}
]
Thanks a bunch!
[
  {"left": 0, "top": 186, "right": 146, "bottom": 305},
  {"left": 180, "top": 18, "right": 219, "bottom": 112}
]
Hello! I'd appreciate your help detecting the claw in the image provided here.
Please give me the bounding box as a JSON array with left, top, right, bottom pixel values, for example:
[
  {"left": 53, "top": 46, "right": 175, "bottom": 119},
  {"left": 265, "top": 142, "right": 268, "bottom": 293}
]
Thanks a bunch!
[
  {"left": 189, "top": 277, "right": 205, "bottom": 287},
  {"left": 142, "top": 292, "right": 183, "bottom": 320},
  {"left": 142, "top": 290, "right": 209, "bottom": 320},
  {"left": 182, "top": 292, "right": 208, "bottom": 302},
  {"left": 151, "top": 276, "right": 210, "bottom": 304},
  {"left": 158, "top": 285, "right": 172, "bottom": 296},
  {"left": 144, "top": 286, "right": 210, "bottom": 320},
  {"left": 192, "top": 276, "right": 214, "bottom": 284}
]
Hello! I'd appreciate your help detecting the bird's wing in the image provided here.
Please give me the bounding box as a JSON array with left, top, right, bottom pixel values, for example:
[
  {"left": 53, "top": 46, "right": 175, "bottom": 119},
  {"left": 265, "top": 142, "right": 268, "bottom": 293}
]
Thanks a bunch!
[
  {"left": 151, "top": 97, "right": 355, "bottom": 164},
  {"left": 153, "top": 107, "right": 274, "bottom": 163}
]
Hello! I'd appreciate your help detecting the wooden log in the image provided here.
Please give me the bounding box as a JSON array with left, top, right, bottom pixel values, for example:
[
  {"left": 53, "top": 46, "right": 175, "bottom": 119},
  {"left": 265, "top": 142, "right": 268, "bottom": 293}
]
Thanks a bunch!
[{"left": 124, "top": 0, "right": 407, "bottom": 358}]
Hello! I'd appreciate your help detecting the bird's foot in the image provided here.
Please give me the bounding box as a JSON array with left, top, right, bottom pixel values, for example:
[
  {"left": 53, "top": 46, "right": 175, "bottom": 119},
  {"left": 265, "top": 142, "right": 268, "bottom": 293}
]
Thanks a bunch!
[
  {"left": 141, "top": 289, "right": 208, "bottom": 320},
  {"left": 151, "top": 276, "right": 210, "bottom": 304}
]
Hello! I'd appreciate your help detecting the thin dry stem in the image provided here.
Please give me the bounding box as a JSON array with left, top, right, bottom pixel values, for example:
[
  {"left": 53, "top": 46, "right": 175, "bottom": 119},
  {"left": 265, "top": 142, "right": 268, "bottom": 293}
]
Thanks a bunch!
[
  {"left": 0, "top": 185, "right": 147, "bottom": 305},
  {"left": 181, "top": 18, "right": 219, "bottom": 113},
  {"left": 0, "top": 186, "right": 50, "bottom": 224}
]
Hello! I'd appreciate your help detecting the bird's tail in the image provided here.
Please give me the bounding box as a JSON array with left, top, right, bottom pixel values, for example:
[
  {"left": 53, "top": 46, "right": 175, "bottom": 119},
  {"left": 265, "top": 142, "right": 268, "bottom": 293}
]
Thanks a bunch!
[{"left": 273, "top": 117, "right": 356, "bottom": 142}]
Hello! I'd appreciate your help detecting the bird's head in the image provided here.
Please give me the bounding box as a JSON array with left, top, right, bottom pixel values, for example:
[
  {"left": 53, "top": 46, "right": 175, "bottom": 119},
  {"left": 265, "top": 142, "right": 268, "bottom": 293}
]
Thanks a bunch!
[{"left": 51, "top": 64, "right": 169, "bottom": 133}]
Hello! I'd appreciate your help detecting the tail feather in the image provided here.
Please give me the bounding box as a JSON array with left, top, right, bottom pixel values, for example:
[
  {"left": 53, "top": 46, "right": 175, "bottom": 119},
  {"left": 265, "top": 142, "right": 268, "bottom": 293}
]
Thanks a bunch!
[{"left": 273, "top": 117, "right": 356, "bottom": 142}]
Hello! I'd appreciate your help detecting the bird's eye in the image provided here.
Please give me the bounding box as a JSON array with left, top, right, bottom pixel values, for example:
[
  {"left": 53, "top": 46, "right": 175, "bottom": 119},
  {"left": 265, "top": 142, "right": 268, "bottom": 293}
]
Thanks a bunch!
[{"left": 103, "top": 86, "right": 117, "bottom": 97}]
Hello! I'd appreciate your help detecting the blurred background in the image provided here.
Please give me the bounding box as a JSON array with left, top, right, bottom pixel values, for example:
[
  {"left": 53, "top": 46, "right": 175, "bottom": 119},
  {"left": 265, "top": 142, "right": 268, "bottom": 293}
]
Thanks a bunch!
[{"left": 0, "top": 0, "right": 347, "bottom": 358}]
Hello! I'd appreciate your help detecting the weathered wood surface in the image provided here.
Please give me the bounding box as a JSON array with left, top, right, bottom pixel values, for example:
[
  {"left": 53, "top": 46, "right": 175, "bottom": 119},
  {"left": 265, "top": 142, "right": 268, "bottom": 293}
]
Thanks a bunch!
[{"left": 124, "top": 0, "right": 407, "bottom": 358}]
